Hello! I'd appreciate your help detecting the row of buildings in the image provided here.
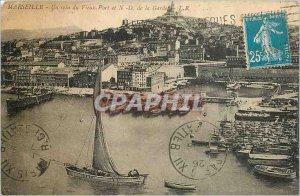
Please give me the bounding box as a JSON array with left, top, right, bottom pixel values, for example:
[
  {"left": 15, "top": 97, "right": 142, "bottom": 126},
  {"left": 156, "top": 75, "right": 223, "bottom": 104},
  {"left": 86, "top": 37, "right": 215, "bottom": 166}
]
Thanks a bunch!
[
  {"left": 2, "top": 37, "right": 205, "bottom": 67},
  {"left": 2, "top": 2, "right": 211, "bottom": 68},
  {"left": 1, "top": 2, "right": 298, "bottom": 91},
  {"left": 2, "top": 62, "right": 167, "bottom": 93},
  {"left": 117, "top": 65, "right": 165, "bottom": 92}
]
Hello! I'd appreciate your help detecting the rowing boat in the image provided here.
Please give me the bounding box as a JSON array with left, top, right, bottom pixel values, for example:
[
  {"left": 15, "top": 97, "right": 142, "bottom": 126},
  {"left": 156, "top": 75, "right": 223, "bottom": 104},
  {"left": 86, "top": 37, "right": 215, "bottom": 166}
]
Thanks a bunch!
[
  {"left": 254, "top": 165, "right": 296, "bottom": 180},
  {"left": 164, "top": 181, "right": 197, "bottom": 190}
]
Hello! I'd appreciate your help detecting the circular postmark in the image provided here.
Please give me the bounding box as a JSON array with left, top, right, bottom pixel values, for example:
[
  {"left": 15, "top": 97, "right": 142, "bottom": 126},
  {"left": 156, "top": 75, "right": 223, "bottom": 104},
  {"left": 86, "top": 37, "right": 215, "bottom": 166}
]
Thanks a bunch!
[
  {"left": 1, "top": 123, "right": 51, "bottom": 181},
  {"left": 169, "top": 120, "right": 227, "bottom": 180}
]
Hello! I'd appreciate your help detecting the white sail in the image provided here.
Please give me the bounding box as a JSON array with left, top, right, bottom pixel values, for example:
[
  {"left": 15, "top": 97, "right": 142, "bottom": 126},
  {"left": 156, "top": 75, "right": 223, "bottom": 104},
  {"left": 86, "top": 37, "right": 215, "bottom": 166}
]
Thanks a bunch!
[{"left": 92, "top": 62, "right": 120, "bottom": 175}]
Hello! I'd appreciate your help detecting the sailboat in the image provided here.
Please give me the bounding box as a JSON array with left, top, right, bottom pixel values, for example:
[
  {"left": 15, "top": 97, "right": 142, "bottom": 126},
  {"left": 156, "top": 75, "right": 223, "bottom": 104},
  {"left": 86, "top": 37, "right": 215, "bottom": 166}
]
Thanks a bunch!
[{"left": 64, "top": 63, "right": 148, "bottom": 185}]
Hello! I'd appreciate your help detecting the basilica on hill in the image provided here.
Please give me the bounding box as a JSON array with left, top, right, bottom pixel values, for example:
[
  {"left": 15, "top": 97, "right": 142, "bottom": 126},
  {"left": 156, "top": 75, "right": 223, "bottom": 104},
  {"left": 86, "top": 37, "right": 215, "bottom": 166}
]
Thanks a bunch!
[{"left": 164, "top": 1, "right": 181, "bottom": 16}]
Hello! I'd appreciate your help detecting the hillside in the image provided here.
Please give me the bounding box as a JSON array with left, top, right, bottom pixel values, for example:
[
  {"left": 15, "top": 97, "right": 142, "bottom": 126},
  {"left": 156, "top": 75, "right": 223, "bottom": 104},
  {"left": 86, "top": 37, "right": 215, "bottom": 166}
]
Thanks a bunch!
[
  {"left": 151, "top": 14, "right": 240, "bottom": 36},
  {"left": 1, "top": 26, "right": 82, "bottom": 41}
]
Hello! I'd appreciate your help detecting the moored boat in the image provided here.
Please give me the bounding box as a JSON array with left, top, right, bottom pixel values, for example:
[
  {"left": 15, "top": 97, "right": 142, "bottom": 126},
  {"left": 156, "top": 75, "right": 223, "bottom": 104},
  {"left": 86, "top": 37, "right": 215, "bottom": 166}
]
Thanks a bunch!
[
  {"left": 226, "top": 82, "right": 241, "bottom": 90},
  {"left": 248, "top": 154, "right": 292, "bottom": 167},
  {"left": 164, "top": 181, "right": 197, "bottom": 190},
  {"left": 191, "top": 139, "right": 218, "bottom": 146},
  {"left": 253, "top": 165, "right": 296, "bottom": 180},
  {"left": 235, "top": 112, "right": 273, "bottom": 121},
  {"left": 226, "top": 100, "right": 238, "bottom": 107},
  {"left": 245, "top": 83, "right": 275, "bottom": 90},
  {"left": 236, "top": 149, "right": 251, "bottom": 158},
  {"left": 267, "top": 146, "right": 291, "bottom": 155},
  {"left": 6, "top": 91, "right": 54, "bottom": 114},
  {"left": 205, "top": 146, "right": 219, "bottom": 156}
]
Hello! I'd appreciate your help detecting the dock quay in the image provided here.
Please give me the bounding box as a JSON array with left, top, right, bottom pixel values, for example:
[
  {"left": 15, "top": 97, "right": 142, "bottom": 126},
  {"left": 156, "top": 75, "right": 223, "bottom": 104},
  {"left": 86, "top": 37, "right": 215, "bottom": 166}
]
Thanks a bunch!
[
  {"left": 237, "top": 91, "right": 298, "bottom": 120},
  {"left": 202, "top": 96, "right": 234, "bottom": 104}
]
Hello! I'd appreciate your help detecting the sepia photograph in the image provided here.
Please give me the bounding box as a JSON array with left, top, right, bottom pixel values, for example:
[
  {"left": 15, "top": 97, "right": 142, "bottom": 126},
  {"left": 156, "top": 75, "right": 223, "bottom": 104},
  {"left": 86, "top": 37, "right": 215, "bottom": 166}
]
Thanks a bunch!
[{"left": 1, "top": 0, "right": 299, "bottom": 195}]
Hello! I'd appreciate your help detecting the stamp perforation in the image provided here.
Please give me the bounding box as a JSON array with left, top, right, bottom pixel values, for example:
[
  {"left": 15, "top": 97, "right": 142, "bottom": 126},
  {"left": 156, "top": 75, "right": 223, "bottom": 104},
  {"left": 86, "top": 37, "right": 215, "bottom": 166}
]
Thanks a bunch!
[{"left": 242, "top": 10, "right": 292, "bottom": 69}]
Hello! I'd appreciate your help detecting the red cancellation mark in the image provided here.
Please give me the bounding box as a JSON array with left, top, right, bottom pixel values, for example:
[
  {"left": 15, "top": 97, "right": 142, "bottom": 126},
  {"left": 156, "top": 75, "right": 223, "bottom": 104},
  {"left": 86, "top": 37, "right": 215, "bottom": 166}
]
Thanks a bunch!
[
  {"left": 169, "top": 120, "right": 227, "bottom": 180},
  {"left": 1, "top": 123, "right": 51, "bottom": 181}
]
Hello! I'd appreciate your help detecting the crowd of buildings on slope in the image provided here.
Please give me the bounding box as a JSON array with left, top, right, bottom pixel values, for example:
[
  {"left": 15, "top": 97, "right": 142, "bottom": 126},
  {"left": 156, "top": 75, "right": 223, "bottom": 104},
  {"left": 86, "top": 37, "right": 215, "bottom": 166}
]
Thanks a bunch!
[{"left": 1, "top": 3, "right": 299, "bottom": 93}]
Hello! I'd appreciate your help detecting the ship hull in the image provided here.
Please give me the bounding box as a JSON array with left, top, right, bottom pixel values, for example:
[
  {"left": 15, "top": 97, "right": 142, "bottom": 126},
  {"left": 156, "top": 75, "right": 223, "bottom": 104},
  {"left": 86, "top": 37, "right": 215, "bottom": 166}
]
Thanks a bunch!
[
  {"left": 6, "top": 92, "right": 54, "bottom": 114},
  {"left": 253, "top": 165, "right": 296, "bottom": 180},
  {"left": 65, "top": 167, "right": 147, "bottom": 185},
  {"left": 235, "top": 113, "right": 273, "bottom": 121},
  {"left": 248, "top": 159, "right": 291, "bottom": 167},
  {"left": 267, "top": 147, "right": 291, "bottom": 155},
  {"left": 164, "top": 181, "right": 197, "bottom": 190},
  {"left": 191, "top": 139, "right": 218, "bottom": 146}
]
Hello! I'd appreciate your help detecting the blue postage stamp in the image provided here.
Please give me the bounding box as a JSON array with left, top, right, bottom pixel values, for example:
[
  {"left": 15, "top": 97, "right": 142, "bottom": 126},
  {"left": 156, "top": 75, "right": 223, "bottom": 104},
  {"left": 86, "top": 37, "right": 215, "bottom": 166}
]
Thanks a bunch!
[{"left": 243, "top": 12, "right": 291, "bottom": 69}]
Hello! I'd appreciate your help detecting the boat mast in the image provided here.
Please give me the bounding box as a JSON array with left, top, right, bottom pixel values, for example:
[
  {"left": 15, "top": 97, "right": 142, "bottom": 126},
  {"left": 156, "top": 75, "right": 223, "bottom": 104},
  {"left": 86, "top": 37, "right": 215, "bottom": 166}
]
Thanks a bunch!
[
  {"left": 92, "top": 60, "right": 104, "bottom": 170},
  {"left": 97, "top": 61, "right": 103, "bottom": 130}
]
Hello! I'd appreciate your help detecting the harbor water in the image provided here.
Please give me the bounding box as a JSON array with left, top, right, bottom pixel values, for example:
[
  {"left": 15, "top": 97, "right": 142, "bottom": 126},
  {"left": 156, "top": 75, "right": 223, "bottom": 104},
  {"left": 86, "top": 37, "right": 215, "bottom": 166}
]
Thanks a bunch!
[{"left": 1, "top": 84, "right": 299, "bottom": 195}]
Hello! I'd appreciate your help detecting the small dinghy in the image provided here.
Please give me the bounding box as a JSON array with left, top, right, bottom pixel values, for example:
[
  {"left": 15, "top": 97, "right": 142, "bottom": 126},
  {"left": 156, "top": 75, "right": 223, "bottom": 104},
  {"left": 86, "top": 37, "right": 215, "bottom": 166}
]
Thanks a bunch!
[{"left": 164, "top": 181, "right": 197, "bottom": 190}]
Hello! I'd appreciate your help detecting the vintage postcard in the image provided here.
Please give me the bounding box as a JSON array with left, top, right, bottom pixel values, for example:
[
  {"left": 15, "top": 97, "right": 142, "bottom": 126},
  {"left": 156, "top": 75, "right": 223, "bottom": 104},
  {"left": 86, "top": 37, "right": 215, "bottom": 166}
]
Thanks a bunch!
[{"left": 1, "top": 0, "right": 299, "bottom": 195}]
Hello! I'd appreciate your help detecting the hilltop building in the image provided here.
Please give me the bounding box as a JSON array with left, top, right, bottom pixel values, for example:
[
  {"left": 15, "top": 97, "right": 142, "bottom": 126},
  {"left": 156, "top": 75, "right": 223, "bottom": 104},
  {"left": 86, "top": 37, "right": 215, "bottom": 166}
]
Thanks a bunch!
[{"left": 164, "top": 1, "right": 181, "bottom": 16}]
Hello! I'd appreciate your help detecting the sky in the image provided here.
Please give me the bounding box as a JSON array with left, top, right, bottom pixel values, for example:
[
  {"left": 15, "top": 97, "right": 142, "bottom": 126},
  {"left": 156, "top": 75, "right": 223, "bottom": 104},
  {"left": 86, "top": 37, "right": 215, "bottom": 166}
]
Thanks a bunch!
[{"left": 1, "top": 0, "right": 299, "bottom": 31}]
